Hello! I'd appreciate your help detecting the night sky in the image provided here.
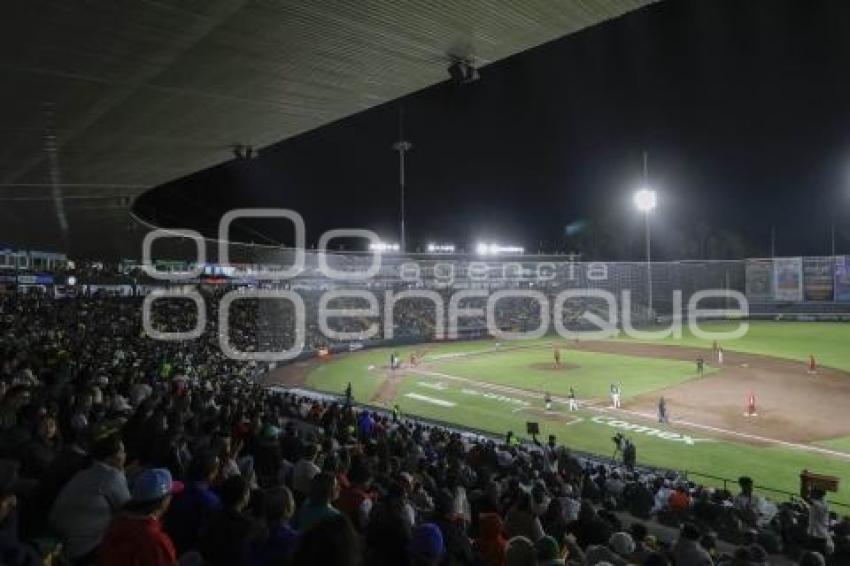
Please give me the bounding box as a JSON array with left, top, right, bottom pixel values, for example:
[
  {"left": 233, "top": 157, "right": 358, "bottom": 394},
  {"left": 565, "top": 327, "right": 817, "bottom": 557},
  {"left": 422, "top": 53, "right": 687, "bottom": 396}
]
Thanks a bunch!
[{"left": 136, "top": 0, "right": 850, "bottom": 261}]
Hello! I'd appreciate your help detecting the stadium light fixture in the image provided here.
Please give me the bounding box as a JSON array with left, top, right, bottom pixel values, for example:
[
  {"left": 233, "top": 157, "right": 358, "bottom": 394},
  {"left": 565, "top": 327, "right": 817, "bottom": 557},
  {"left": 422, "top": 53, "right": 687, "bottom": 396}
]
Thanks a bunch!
[
  {"left": 369, "top": 241, "right": 400, "bottom": 253},
  {"left": 500, "top": 245, "right": 524, "bottom": 255},
  {"left": 448, "top": 58, "right": 479, "bottom": 85},
  {"left": 427, "top": 243, "right": 455, "bottom": 254},
  {"left": 633, "top": 186, "right": 657, "bottom": 316},
  {"left": 633, "top": 188, "right": 657, "bottom": 212},
  {"left": 475, "top": 242, "right": 524, "bottom": 256}
]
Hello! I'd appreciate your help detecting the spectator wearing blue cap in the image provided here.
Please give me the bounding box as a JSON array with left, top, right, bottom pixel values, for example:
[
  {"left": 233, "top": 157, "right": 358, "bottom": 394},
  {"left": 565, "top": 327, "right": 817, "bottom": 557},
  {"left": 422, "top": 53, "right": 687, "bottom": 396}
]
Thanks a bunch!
[
  {"left": 98, "top": 468, "right": 184, "bottom": 566},
  {"left": 411, "top": 522, "right": 444, "bottom": 566}
]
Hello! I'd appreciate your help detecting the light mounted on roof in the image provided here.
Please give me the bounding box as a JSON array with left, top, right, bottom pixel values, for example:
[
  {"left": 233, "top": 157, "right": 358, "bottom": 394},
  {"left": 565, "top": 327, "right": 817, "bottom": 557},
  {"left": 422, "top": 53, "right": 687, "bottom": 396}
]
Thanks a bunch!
[{"left": 448, "top": 58, "right": 479, "bottom": 85}]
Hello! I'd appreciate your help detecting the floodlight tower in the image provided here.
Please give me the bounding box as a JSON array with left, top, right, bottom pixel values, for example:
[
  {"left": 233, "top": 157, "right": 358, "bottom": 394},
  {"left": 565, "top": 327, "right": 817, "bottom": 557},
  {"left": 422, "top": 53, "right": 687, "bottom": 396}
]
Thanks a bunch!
[
  {"left": 393, "top": 108, "right": 412, "bottom": 253},
  {"left": 832, "top": 223, "right": 837, "bottom": 257},
  {"left": 634, "top": 151, "right": 657, "bottom": 317}
]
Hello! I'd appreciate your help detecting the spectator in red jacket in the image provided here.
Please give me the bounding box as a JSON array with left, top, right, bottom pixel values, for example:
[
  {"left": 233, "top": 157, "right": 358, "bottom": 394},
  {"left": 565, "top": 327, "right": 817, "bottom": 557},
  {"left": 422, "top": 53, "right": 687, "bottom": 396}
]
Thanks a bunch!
[
  {"left": 476, "top": 512, "right": 507, "bottom": 566},
  {"left": 334, "top": 459, "right": 373, "bottom": 532},
  {"left": 99, "top": 468, "right": 183, "bottom": 566},
  {"left": 668, "top": 484, "right": 692, "bottom": 514}
]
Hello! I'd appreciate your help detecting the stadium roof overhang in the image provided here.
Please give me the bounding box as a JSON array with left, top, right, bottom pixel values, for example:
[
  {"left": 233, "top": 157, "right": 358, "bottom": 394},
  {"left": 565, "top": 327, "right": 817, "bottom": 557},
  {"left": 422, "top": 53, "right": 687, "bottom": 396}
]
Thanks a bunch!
[{"left": 0, "top": 0, "right": 654, "bottom": 257}]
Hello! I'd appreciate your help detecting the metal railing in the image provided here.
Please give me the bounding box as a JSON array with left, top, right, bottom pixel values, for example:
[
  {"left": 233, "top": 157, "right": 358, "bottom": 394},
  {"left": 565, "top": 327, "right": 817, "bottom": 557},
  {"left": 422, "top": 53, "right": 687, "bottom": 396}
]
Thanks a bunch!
[{"left": 682, "top": 470, "right": 849, "bottom": 510}]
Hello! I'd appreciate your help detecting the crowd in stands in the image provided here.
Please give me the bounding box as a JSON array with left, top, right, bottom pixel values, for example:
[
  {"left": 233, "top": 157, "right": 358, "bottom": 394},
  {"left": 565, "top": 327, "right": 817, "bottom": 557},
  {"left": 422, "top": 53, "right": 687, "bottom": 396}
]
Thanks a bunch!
[
  {"left": 11, "top": 253, "right": 647, "bottom": 337},
  {"left": 0, "top": 290, "right": 846, "bottom": 565}
]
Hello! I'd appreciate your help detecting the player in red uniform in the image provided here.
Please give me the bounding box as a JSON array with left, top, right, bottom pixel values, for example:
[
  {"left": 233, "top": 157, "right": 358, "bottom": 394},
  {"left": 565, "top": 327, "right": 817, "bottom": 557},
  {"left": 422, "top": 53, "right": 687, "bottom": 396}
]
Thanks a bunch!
[
  {"left": 808, "top": 354, "right": 817, "bottom": 374},
  {"left": 746, "top": 392, "right": 757, "bottom": 417}
]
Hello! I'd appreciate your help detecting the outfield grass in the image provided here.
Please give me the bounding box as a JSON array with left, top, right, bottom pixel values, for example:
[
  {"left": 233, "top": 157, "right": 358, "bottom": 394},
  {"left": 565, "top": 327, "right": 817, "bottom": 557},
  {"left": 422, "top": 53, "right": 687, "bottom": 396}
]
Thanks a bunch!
[
  {"left": 304, "top": 321, "right": 850, "bottom": 507},
  {"left": 621, "top": 321, "right": 850, "bottom": 372}
]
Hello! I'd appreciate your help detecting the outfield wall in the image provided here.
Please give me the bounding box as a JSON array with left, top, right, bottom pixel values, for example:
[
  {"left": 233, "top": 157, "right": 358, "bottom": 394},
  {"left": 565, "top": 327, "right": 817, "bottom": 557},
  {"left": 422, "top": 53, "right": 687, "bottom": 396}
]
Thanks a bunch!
[
  {"left": 137, "top": 245, "right": 850, "bottom": 326},
  {"left": 245, "top": 249, "right": 850, "bottom": 318}
]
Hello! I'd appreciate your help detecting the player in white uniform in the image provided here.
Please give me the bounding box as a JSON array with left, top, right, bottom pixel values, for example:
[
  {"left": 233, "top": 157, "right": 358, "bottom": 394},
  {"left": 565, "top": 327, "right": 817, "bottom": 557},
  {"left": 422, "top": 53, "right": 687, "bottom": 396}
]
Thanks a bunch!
[
  {"left": 544, "top": 391, "right": 552, "bottom": 411},
  {"left": 568, "top": 387, "right": 578, "bottom": 411},
  {"left": 610, "top": 383, "right": 622, "bottom": 409}
]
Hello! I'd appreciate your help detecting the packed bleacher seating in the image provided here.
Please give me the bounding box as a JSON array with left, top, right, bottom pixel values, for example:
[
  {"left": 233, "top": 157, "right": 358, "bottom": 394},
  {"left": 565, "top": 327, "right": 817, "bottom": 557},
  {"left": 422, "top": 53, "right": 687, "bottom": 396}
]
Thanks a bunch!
[{"left": 0, "top": 290, "right": 846, "bottom": 565}]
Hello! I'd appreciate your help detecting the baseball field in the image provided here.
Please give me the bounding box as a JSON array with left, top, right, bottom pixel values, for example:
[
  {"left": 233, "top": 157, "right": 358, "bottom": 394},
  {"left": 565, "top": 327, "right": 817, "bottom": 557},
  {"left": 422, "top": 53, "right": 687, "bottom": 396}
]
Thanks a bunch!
[{"left": 264, "top": 321, "right": 850, "bottom": 508}]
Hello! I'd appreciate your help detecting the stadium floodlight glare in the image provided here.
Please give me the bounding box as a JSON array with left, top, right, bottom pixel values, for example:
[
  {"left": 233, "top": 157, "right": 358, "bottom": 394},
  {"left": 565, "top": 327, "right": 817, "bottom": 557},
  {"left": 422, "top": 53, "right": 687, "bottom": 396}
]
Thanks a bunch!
[
  {"left": 369, "top": 241, "right": 400, "bottom": 253},
  {"left": 633, "top": 188, "right": 657, "bottom": 212},
  {"left": 427, "top": 243, "right": 456, "bottom": 254},
  {"left": 475, "top": 242, "right": 524, "bottom": 256},
  {"left": 498, "top": 245, "right": 524, "bottom": 255},
  {"left": 633, "top": 187, "right": 657, "bottom": 316}
]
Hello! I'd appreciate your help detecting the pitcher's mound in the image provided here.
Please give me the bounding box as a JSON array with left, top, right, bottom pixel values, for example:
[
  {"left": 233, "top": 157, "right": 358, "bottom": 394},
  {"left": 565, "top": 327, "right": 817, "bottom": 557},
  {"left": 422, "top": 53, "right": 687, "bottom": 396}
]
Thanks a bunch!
[{"left": 529, "top": 362, "right": 580, "bottom": 372}]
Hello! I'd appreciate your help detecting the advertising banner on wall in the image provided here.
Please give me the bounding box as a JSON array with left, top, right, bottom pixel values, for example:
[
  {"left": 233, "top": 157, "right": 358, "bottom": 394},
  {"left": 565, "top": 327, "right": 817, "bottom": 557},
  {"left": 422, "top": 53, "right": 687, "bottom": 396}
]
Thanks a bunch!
[
  {"left": 773, "top": 257, "right": 803, "bottom": 301},
  {"left": 835, "top": 256, "right": 850, "bottom": 302},
  {"left": 745, "top": 259, "right": 774, "bottom": 299},
  {"left": 803, "top": 257, "right": 835, "bottom": 302}
]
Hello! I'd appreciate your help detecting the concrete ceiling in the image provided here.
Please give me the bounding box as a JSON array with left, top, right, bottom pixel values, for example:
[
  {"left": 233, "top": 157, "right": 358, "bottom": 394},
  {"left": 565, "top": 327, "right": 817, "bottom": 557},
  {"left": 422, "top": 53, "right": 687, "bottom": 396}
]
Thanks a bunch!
[{"left": 0, "top": 0, "right": 653, "bottom": 257}]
